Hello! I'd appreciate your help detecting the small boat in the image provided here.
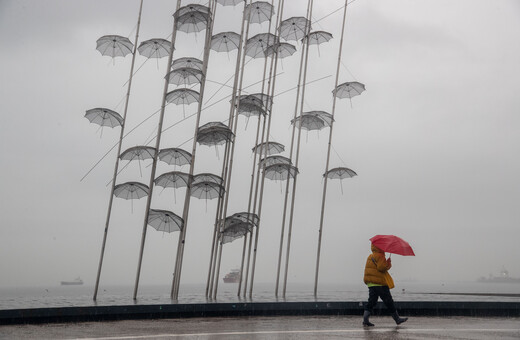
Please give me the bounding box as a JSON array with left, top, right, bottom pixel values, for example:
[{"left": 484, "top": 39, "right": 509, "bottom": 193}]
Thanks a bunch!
[
  {"left": 223, "top": 269, "right": 240, "bottom": 283},
  {"left": 61, "top": 277, "right": 84, "bottom": 285},
  {"left": 478, "top": 268, "right": 520, "bottom": 283}
]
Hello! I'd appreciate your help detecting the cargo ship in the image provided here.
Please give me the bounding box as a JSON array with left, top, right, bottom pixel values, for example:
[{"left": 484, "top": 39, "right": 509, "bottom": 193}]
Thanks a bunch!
[
  {"left": 478, "top": 268, "right": 520, "bottom": 283},
  {"left": 223, "top": 269, "right": 240, "bottom": 283},
  {"left": 60, "top": 277, "right": 84, "bottom": 285}
]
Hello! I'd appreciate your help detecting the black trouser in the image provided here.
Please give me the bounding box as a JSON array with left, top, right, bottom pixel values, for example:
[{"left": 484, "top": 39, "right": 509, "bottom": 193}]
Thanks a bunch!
[{"left": 365, "top": 286, "right": 396, "bottom": 314}]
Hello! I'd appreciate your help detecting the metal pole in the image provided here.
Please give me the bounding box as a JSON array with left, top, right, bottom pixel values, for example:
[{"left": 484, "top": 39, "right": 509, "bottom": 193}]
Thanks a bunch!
[
  {"left": 282, "top": 0, "right": 314, "bottom": 298},
  {"left": 93, "top": 0, "right": 144, "bottom": 301},
  {"left": 133, "top": 0, "right": 182, "bottom": 301},
  {"left": 246, "top": 0, "right": 285, "bottom": 298},
  {"left": 239, "top": 0, "right": 278, "bottom": 297},
  {"left": 211, "top": 0, "right": 254, "bottom": 299},
  {"left": 314, "top": 0, "right": 349, "bottom": 297},
  {"left": 274, "top": 0, "right": 312, "bottom": 298},
  {"left": 172, "top": 0, "right": 217, "bottom": 300}
]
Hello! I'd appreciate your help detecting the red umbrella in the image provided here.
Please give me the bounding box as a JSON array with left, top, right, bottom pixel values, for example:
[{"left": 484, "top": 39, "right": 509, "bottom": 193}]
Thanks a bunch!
[{"left": 370, "top": 235, "right": 415, "bottom": 256}]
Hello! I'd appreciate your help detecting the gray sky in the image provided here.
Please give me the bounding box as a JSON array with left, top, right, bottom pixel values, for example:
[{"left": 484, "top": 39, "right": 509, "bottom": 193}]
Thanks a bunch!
[{"left": 0, "top": 0, "right": 519, "bottom": 292}]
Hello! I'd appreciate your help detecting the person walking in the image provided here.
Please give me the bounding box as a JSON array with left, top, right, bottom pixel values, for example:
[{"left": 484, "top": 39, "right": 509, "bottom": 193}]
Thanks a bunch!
[{"left": 363, "top": 243, "right": 408, "bottom": 327}]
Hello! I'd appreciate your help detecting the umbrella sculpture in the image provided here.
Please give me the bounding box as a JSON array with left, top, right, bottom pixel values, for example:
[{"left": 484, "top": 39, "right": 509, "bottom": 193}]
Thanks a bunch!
[
  {"left": 166, "top": 88, "right": 200, "bottom": 105},
  {"left": 197, "top": 122, "right": 234, "bottom": 146},
  {"left": 193, "top": 173, "right": 224, "bottom": 185},
  {"left": 247, "top": 93, "right": 273, "bottom": 110},
  {"left": 252, "top": 141, "right": 285, "bottom": 155},
  {"left": 154, "top": 171, "right": 191, "bottom": 189},
  {"left": 175, "top": 4, "right": 211, "bottom": 17},
  {"left": 264, "top": 163, "right": 299, "bottom": 181},
  {"left": 216, "top": 0, "right": 243, "bottom": 6},
  {"left": 245, "top": 33, "right": 278, "bottom": 58},
  {"left": 230, "top": 212, "right": 260, "bottom": 226},
  {"left": 166, "top": 67, "right": 204, "bottom": 86},
  {"left": 191, "top": 181, "right": 226, "bottom": 201},
  {"left": 245, "top": 1, "right": 275, "bottom": 24},
  {"left": 238, "top": 102, "right": 266, "bottom": 118},
  {"left": 333, "top": 81, "right": 366, "bottom": 99},
  {"left": 175, "top": 10, "right": 210, "bottom": 34},
  {"left": 310, "top": 111, "right": 334, "bottom": 127},
  {"left": 85, "top": 108, "right": 123, "bottom": 128},
  {"left": 148, "top": 209, "right": 184, "bottom": 233},
  {"left": 259, "top": 155, "right": 292, "bottom": 168},
  {"left": 370, "top": 235, "right": 415, "bottom": 256},
  {"left": 120, "top": 145, "right": 156, "bottom": 177},
  {"left": 211, "top": 32, "right": 241, "bottom": 53},
  {"left": 305, "top": 31, "right": 333, "bottom": 45},
  {"left": 279, "top": 17, "right": 311, "bottom": 41},
  {"left": 324, "top": 167, "right": 357, "bottom": 194},
  {"left": 291, "top": 113, "right": 326, "bottom": 131},
  {"left": 158, "top": 147, "right": 192, "bottom": 167},
  {"left": 96, "top": 35, "right": 134, "bottom": 58},
  {"left": 113, "top": 181, "right": 149, "bottom": 212},
  {"left": 221, "top": 219, "right": 254, "bottom": 244},
  {"left": 154, "top": 171, "right": 191, "bottom": 203},
  {"left": 171, "top": 57, "right": 204, "bottom": 71},
  {"left": 120, "top": 146, "right": 156, "bottom": 161},
  {"left": 113, "top": 181, "right": 149, "bottom": 199},
  {"left": 305, "top": 31, "right": 333, "bottom": 57},
  {"left": 264, "top": 42, "right": 297, "bottom": 59},
  {"left": 137, "top": 38, "right": 171, "bottom": 58}
]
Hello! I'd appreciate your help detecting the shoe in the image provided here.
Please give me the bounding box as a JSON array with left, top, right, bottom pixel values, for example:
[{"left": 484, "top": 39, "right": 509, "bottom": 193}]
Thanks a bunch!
[
  {"left": 391, "top": 311, "right": 408, "bottom": 325},
  {"left": 363, "top": 310, "right": 374, "bottom": 327}
]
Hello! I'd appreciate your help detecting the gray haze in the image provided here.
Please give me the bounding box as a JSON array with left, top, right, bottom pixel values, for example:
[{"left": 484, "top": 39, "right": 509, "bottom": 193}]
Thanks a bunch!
[{"left": 0, "top": 0, "right": 519, "bottom": 292}]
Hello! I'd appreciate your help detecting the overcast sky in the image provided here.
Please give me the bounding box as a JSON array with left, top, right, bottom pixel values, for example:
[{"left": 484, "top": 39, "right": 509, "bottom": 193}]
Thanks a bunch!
[{"left": 0, "top": 0, "right": 519, "bottom": 296}]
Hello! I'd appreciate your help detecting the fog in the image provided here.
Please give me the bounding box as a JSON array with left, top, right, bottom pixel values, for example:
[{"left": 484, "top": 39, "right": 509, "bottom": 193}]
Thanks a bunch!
[{"left": 0, "top": 0, "right": 519, "bottom": 293}]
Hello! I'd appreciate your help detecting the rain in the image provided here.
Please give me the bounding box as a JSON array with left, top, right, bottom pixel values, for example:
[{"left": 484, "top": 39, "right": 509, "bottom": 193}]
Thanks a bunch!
[{"left": 0, "top": 0, "right": 519, "bottom": 304}]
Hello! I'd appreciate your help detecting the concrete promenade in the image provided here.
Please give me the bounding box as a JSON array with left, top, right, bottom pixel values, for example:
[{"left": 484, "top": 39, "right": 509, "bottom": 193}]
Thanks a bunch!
[{"left": 1, "top": 315, "right": 520, "bottom": 339}]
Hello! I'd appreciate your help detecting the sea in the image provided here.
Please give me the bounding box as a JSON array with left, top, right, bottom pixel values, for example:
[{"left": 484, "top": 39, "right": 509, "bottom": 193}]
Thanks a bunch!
[{"left": 1, "top": 281, "right": 520, "bottom": 311}]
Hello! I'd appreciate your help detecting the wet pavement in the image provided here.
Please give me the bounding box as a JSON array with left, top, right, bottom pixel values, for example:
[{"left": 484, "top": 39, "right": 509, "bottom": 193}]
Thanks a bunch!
[{"left": 1, "top": 315, "right": 519, "bottom": 339}]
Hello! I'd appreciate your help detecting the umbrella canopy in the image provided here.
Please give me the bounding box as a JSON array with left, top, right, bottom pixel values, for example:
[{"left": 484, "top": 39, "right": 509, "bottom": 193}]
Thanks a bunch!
[
  {"left": 291, "top": 114, "right": 325, "bottom": 131},
  {"left": 96, "top": 35, "right": 133, "bottom": 58},
  {"left": 217, "top": 0, "right": 243, "bottom": 6},
  {"left": 154, "top": 171, "right": 191, "bottom": 189},
  {"left": 370, "top": 235, "right": 415, "bottom": 256},
  {"left": 120, "top": 146, "right": 156, "bottom": 161},
  {"left": 333, "top": 81, "right": 366, "bottom": 99},
  {"left": 175, "top": 4, "right": 211, "bottom": 17},
  {"left": 245, "top": 33, "right": 277, "bottom": 58},
  {"left": 245, "top": 1, "right": 275, "bottom": 24},
  {"left": 238, "top": 102, "right": 266, "bottom": 117},
  {"left": 166, "top": 88, "right": 200, "bottom": 105},
  {"left": 265, "top": 42, "right": 297, "bottom": 59},
  {"left": 230, "top": 212, "right": 260, "bottom": 226},
  {"left": 252, "top": 141, "right": 285, "bottom": 155},
  {"left": 325, "top": 167, "right": 357, "bottom": 179},
  {"left": 305, "top": 31, "right": 333, "bottom": 45},
  {"left": 190, "top": 181, "right": 225, "bottom": 200},
  {"left": 171, "top": 57, "right": 204, "bottom": 71},
  {"left": 193, "top": 173, "right": 223, "bottom": 185},
  {"left": 113, "top": 182, "right": 149, "bottom": 200},
  {"left": 259, "top": 155, "right": 291, "bottom": 168},
  {"left": 221, "top": 219, "right": 254, "bottom": 244},
  {"left": 211, "top": 31, "right": 241, "bottom": 53},
  {"left": 197, "top": 123, "right": 234, "bottom": 146},
  {"left": 264, "top": 163, "right": 298, "bottom": 181},
  {"left": 166, "top": 67, "right": 204, "bottom": 86},
  {"left": 238, "top": 93, "right": 272, "bottom": 111},
  {"left": 148, "top": 209, "right": 183, "bottom": 233},
  {"left": 138, "top": 38, "right": 171, "bottom": 58},
  {"left": 158, "top": 147, "right": 192, "bottom": 166},
  {"left": 85, "top": 108, "right": 124, "bottom": 128},
  {"left": 279, "top": 17, "right": 311, "bottom": 41},
  {"left": 175, "top": 11, "right": 209, "bottom": 34}
]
